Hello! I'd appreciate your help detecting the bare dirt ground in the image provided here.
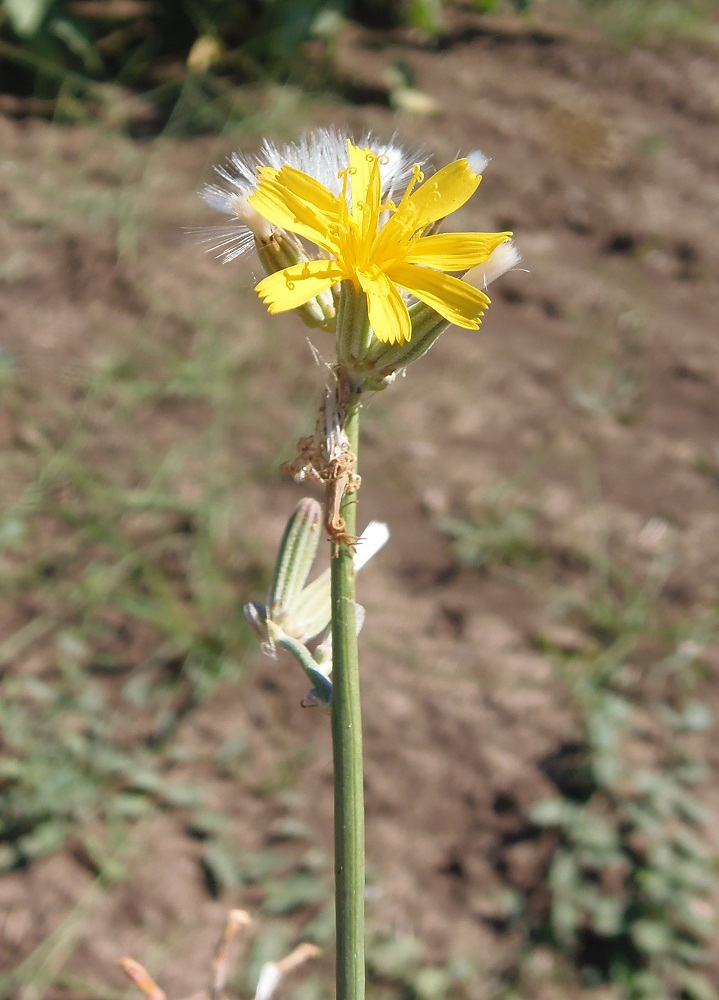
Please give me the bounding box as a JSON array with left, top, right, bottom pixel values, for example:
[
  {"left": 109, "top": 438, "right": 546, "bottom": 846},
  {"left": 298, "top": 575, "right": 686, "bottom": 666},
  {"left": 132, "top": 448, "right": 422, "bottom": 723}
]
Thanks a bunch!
[{"left": 1, "top": 4, "right": 719, "bottom": 998}]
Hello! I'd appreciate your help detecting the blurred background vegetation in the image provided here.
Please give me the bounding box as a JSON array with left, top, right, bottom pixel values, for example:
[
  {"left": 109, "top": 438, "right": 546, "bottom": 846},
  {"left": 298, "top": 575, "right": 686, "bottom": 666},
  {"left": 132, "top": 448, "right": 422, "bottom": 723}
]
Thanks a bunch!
[
  {"left": 1, "top": 0, "right": 715, "bottom": 122},
  {"left": 0, "top": 0, "right": 526, "bottom": 105}
]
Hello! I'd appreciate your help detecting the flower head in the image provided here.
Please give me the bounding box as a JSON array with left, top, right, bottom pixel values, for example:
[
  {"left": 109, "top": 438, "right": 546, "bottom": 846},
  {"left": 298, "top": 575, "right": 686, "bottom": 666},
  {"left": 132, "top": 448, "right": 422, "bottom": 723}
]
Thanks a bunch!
[
  {"left": 246, "top": 138, "right": 512, "bottom": 345},
  {"left": 201, "top": 128, "right": 422, "bottom": 263}
]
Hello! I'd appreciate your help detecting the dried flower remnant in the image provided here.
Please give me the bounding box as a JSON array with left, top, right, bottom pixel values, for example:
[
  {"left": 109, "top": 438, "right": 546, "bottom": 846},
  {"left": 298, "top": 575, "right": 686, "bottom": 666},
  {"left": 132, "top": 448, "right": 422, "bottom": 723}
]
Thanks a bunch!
[
  {"left": 279, "top": 381, "right": 362, "bottom": 552},
  {"left": 118, "top": 910, "right": 319, "bottom": 1000}
]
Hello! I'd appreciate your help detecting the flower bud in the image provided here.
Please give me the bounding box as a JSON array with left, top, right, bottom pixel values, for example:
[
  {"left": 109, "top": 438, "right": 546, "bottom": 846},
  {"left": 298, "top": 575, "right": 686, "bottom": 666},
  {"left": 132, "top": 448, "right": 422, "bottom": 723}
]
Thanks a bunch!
[
  {"left": 267, "top": 498, "right": 323, "bottom": 621},
  {"left": 335, "top": 281, "right": 372, "bottom": 377}
]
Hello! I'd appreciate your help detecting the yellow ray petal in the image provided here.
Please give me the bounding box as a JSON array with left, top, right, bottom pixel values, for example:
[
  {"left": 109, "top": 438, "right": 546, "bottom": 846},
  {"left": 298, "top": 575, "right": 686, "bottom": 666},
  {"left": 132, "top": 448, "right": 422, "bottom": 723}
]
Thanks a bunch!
[
  {"left": 405, "top": 231, "right": 512, "bottom": 270},
  {"left": 389, "top": 263, "right": 490, "bottom": 329},
  {"left": 255, "top": 259, "right": 344, "bottom": 314},
  {"left": 248, "top": 171, "right": 339, "bottom": 254},
  {"left": 262, "top": 164, "right": 340, "bottom": 219},
  {"left": 357, "top": 267, "right": 411, "bottom": 344},
  {"left": 405, "top": 159, "right": 482, "bottom": 230},
  {"left": 347, "top": 142, "right": 382, "bottom": 246}
]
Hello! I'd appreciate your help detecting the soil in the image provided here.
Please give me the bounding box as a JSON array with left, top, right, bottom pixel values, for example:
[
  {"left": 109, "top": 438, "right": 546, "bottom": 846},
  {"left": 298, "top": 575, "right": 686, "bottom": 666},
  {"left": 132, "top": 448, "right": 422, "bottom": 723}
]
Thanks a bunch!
[{"left": 1, "top": 4, "right": 719, "bottom": 998}]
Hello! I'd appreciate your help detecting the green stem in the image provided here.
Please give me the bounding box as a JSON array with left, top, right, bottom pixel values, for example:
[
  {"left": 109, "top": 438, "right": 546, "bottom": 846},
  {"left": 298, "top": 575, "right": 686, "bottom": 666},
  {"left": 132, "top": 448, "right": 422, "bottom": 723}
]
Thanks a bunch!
[{"left": 330, "top": 402, "right": 365, "bottom": 1000}]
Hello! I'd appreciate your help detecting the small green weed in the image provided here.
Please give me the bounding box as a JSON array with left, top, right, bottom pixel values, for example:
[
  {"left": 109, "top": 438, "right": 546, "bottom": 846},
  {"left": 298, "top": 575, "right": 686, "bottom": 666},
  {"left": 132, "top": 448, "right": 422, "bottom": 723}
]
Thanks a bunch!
[
  {"left": 0, "top": 607, "right": 245, "bottom": 874},
  {"left": 441, "top": 482, "right": 544, "bottom": 572},
  {"left": 567, "top": 308, "right": 646, "bottom": 426},
  {"left": 524, "top": 594, "right": 717, "bottom": 999},
  {"left": 570, "top": 362, "right": 643, "bottom": 425},
  {"left": 694, "top": 445, "right": 719, "bottom": 488},
  {"left": 0, "top": 453, "right": 260, "bottom": 869},
  {"left": 574, "top": 0, "right": 719, "bottom": 46}
]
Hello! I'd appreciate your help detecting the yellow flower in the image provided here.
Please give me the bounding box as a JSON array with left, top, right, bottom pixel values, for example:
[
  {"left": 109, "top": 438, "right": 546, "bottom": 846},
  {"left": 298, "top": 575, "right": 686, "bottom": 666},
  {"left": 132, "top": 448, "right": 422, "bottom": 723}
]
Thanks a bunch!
[{"left": 248, "top": 140, "right": 512, "bottom": 345}]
